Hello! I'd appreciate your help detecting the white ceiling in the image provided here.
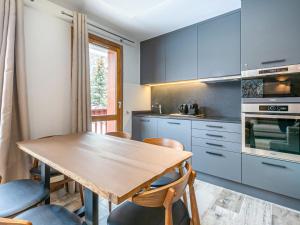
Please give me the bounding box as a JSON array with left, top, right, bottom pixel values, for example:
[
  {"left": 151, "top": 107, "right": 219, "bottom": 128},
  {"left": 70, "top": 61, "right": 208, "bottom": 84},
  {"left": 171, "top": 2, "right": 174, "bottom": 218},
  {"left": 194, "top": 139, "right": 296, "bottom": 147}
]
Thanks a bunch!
[{"left": 48, "top": 0, "right": 241, "bottom": 41}]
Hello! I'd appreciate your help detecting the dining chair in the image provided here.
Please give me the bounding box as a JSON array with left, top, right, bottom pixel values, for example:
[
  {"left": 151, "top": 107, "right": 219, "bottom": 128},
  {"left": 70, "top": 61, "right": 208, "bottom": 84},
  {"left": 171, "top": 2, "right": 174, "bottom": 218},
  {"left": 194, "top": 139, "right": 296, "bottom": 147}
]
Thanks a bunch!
[
  {"left": 0, "top": 175, "right": 49, "bottom": 218},
  {"left": 143, "top": 138, "right": 188, "bottom": 206},
  {"left": 106, "top": 131, "right": 131, "bottom": 139},
  {"left": 0, "top": 204, "right": 83, "bottom": 225},
  {"left": 107, "top": 162, "right": 201, "bottom": 225}
]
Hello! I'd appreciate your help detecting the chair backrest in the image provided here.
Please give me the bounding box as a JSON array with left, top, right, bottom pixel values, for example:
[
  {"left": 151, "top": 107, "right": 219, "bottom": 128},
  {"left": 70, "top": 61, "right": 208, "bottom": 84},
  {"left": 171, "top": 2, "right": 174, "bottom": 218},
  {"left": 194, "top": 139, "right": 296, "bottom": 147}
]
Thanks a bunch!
[
  {"left": 0, "top": 218, "right": 31, "bottom": 225},
  {"left": 143, "top": 138, "right": 184, "bottom": 151},
  {"left": 106, "top": 131, "right": 131, "bottom": 139},
  {"left": 132, "top": 162, "right": 192, "bottom": 207}
]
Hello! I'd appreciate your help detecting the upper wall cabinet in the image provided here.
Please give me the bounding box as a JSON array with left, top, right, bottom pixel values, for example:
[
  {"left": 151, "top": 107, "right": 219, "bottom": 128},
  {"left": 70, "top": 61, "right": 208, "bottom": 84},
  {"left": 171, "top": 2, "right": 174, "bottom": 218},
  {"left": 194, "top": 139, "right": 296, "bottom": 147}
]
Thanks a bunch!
[
  {"left": 241, "top": 0, "right": 300, "bottom": 71},
  {"left": 140, "top": 36, "right": 166, "bottom": 84},
  {"left": 197, "top": 10, "right": 241, "bottom": 78},
  {"left": 165, "top": 25, "right": 198, "bottom": 82}
]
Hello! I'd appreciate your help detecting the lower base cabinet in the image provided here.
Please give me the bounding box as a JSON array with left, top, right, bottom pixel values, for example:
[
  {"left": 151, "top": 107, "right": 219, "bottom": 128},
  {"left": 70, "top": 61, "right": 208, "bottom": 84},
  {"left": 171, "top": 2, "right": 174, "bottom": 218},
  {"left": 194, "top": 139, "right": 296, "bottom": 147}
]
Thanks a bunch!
[
  {"left": 242, "top": 154, "right": 300, "bottom": 199},
  {"left": 192, "top": 146, "right": 241, "bottom": 182}
]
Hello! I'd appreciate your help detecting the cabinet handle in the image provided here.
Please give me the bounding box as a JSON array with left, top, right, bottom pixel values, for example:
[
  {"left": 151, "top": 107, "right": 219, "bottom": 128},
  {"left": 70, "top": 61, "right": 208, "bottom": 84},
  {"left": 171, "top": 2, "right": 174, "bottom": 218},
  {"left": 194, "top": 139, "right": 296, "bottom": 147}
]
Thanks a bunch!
[
  {"left": 206, "top": 125, "right": 223, "bottom": 129},
  {"left": 262, "top": 162, "right": 287, "bottom": 169},
  {"left": 261, "top": 59, "right": 286, "bottom": 65},
  {"left": 206, "top": 142, "right": 223, "bottom": 147},
  {"left": 206, "top": 133, "right": 223, "bottom": 138},
  {"left": 168, "top": 122, "right": 181, "bottom": 125},
  {"left": 140, "top": 119, "right": 150, "bottom": 122},
  {"left": 205, "top": 151, "right": 224, "bottom": 157}
]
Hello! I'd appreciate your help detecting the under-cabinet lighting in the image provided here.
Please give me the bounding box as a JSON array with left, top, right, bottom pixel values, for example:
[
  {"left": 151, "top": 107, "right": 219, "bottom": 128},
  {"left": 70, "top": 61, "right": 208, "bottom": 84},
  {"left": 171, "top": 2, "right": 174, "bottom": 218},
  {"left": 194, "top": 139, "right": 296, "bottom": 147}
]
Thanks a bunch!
[{"left": 146, "top": 75, "right": 241, "bottom": 86}]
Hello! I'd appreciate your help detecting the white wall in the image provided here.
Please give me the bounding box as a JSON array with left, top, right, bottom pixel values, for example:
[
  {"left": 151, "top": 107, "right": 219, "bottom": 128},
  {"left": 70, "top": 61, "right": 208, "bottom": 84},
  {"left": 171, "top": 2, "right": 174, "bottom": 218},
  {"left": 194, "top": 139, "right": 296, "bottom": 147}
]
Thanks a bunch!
[{"left": 24, "top": 1, "right": 150, "bottom": 138}]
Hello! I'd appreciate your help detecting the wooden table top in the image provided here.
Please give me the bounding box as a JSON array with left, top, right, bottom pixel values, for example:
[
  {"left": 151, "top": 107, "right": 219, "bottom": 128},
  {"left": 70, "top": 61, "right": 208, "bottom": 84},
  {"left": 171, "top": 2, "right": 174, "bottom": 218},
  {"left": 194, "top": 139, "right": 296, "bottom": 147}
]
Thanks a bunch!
[{"left": 17, "top": 132, "right": 192, "bottom": 204}]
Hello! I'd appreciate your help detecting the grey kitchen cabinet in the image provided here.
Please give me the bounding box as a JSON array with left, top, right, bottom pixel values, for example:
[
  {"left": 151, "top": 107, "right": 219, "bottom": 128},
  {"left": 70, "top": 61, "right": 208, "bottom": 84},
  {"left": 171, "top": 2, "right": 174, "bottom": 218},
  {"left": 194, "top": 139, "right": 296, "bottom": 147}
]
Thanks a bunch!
[
  {"left": 140, "top": 36, "right": 166, "bottom": 84},
  {"left": 192, "top": 120, "right": 241, "bottom": 133},
  {"left": 132, "top": 116, "right": 158, "bottom": 141},
  {"left": 192, "top": 146, "right": 241, "bottom": 182},
  {"left": 165, "top": 25, "right": 198, "bottom": 82},
  {"left": 197, "top": 10, "right": 241, "bottom": 78},
  {"left": 241, "top": 0, "right": 300, "bottom": 71},
  {"left": 242, "top": 154, "right": 300, "bottom": 199},
  {"left": 157, "top": 119, "right": 192, "bottom": 151}
]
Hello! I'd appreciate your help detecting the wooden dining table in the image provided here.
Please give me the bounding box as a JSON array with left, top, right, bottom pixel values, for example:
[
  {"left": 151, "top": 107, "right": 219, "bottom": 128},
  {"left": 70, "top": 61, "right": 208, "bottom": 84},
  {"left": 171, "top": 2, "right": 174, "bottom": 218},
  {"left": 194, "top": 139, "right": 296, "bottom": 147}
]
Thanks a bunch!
[{"left": 17, "top": 132, "right": 192, "bottom": 225}]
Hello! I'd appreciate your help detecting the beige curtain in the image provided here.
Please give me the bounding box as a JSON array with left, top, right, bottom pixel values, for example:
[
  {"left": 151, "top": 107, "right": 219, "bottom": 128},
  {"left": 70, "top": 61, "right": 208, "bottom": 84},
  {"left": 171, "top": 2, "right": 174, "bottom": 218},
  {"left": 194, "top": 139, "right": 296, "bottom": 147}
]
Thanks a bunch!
[
  {"left": 71, "top": 12, "right": 91, "bottom": 133},
  {"left": 0, "top": 0, "right": 30, "bottom": 182}
]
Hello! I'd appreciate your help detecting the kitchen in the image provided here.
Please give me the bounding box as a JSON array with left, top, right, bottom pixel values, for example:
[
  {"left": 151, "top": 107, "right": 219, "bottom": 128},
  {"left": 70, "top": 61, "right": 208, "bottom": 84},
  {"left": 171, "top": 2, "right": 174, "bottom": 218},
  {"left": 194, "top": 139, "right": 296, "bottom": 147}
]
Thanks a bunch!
[
  {"left": 131, "top": 0, "right": 300, "bottom": 212},
  {"left": 0, "top": 0, "right": 300, "bottom": 225}
]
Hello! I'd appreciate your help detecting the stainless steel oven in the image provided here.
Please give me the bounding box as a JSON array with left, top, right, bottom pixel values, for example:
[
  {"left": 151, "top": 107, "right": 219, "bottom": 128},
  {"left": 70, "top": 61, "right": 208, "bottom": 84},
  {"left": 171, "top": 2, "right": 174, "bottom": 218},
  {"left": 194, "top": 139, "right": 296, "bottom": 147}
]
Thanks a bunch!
[
  {"left": 241, "top": 64, "right": 300, "bottom": 103},
  {"left": 242, "top": 103, "right": 300, "bottom": 162}
]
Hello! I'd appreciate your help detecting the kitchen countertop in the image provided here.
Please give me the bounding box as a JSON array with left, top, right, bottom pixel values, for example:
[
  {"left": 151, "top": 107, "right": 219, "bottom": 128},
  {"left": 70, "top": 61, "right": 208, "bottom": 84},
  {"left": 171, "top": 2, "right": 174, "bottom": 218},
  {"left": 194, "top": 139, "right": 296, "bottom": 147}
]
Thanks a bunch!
[{"left": 132, "top": 111, "right": 241, "bottom": 124}]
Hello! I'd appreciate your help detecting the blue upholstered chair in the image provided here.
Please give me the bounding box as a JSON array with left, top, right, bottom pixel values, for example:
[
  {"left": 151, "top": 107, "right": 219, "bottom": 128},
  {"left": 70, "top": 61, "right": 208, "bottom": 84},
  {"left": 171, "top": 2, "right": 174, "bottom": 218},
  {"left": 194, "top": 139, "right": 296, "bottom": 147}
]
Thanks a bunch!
[
  {"left": 0, "top": 205, "right": 83, "bottom": 225},
  {"left": 0, "top": 176, "right": 49, "bottom": 218}
]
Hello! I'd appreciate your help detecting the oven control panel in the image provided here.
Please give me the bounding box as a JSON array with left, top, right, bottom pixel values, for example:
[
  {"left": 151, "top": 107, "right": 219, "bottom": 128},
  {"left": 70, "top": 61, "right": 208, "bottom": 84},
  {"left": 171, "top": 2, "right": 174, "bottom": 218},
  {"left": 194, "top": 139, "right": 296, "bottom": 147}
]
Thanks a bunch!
[{"left": 259, "top": 105, "right": 288, "bottom": 112}]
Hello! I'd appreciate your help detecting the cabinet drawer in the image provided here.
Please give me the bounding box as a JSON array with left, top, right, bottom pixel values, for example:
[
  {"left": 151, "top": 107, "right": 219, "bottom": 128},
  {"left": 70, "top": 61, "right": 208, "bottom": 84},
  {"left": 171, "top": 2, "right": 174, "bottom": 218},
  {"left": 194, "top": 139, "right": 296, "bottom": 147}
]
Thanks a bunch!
[
  {"left": 192, "top": 129, "right": 241, "bottom": 143},
  {"left": 192, "top": 146, "right": 241, "bottom": 182},
  {"left": 157, "top": 119, "right": 191, "bottom": 151},
  {"left": 192, "top": 121, "right": 241, "bottom": 133},
  {"left": 242, "top": 154, "right": 300, "bottom": 199},
  {"left": 192, "top": 137, "right": 241, "bottom": 153}
]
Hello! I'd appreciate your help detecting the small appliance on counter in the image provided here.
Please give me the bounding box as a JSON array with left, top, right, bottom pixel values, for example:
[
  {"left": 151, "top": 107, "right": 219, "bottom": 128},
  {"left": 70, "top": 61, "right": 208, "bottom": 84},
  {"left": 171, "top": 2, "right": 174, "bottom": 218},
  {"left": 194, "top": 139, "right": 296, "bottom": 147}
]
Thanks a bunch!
[{"left": 177, "top": 103, "right": 205, "bottom": 117}]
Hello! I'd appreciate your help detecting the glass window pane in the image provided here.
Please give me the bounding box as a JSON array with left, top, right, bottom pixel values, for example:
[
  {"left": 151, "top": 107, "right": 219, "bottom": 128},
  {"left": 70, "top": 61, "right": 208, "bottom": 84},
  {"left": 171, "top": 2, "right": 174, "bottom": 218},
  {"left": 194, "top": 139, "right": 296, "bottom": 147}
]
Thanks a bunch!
[{"left": 89, "top": 43, "right": 117, "bottom": 116}]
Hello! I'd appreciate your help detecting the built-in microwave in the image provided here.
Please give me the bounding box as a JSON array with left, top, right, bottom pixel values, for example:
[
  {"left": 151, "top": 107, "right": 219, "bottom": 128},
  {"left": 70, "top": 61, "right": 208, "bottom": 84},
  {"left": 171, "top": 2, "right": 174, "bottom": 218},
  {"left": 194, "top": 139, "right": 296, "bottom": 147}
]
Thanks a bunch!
[
  {"left": 242, "top": 103, "right": 300, "bottom": 163},
  {"left": 241, "top": 64, "right": 300, "bottom": 103}
]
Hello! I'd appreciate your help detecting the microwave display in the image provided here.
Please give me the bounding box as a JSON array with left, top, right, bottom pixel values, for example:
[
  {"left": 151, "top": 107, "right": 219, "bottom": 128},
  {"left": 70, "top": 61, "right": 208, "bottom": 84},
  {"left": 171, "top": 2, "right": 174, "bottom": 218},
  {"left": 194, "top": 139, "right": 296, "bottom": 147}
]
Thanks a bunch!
[
  {"left": 244, "top": 117, "right": 300, "bottom": 155},
  {"left": 242, "top": 73, "right": 300, "bottom": 98}
]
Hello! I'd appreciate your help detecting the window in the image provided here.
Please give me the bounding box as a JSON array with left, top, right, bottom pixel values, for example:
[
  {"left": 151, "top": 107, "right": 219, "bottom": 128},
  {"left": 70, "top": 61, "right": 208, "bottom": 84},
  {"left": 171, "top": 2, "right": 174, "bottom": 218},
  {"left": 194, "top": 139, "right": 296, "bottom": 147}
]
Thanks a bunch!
[{"left": 89, "top": 34, "right": 123, "bottom": 134}]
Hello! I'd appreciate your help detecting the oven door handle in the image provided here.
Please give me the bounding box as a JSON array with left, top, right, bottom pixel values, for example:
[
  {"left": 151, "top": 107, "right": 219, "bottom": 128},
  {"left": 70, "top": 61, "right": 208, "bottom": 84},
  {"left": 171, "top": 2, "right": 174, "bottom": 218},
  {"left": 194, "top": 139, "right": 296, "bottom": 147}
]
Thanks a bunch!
[
  {"left": 242, "top": 113, "right": 300, "bottom": 120},
  {"left": 262, "top": 162, "right": 287, "bottom": 169}
]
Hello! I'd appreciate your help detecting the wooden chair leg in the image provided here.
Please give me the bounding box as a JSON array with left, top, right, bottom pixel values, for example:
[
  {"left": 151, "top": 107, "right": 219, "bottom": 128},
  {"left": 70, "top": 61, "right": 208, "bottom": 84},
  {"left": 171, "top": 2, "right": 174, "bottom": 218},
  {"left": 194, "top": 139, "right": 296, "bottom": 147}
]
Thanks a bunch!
[
  {"left": 79, "top": 184, "right": 84, "bottom": 206},
  {"left": 163, "top": 188, "right": 176, "bottom": 225},
  {"left": 178, "top": 166, "right": 188, "bottom": 207},
  {"left": 188, "top": 171, "right": 201, "bottom": 225}
]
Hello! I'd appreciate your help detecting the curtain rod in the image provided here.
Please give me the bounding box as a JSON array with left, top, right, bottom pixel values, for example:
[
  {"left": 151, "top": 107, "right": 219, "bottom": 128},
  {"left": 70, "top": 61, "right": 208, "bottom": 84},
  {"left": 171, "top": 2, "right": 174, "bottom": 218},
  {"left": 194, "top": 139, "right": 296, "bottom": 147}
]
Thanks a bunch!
[{"left": 61, "top": 11, "right": 135, "bottom": 44}]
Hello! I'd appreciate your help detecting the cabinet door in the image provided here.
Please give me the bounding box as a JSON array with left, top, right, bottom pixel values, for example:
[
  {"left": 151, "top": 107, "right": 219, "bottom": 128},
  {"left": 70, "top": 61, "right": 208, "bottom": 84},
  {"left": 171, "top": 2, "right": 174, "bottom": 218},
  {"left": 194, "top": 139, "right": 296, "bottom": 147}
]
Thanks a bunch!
[
  {"left": 165, "top": 25, "right": 198, "bottom": 82},
  {"left": 192, "top": 146, "right": 241, "bottom": 182},
  {"left": 140, "top": 36, "right": 166, "bottom": 84},
  {"left": 198, "top": 10, "right": 241, "bottom": 78},
  {"left": 157, "top": 119, "right": 192, "bottom": 151},
  {"left": 241, "top": 0, "right": 300, "bottom": 71},
  {"left": 242, "top": 154, "right": 300, "bottom": 199},
  {"left": 132, "top": 117, "right": 157, "bottom": 141}
]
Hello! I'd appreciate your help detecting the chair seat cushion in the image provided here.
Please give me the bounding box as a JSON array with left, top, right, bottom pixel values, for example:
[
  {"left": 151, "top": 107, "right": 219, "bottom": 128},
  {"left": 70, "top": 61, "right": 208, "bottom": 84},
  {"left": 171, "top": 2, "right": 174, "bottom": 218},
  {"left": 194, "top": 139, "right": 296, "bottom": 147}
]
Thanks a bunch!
[
  {"left": 107, "top": 200, "right": 190, "bottom": 225},
  {"left": 151, "top": 171, "right": 181, "bottom": 188},
  {"left": 16, "top": 205, "right": 82, "bottom": 225},
  {"left": 30, "top": 166, "right": 61, "bottom": 177},
  {"left": 0, "top": 179, "right": 49, "bottom": 217}
]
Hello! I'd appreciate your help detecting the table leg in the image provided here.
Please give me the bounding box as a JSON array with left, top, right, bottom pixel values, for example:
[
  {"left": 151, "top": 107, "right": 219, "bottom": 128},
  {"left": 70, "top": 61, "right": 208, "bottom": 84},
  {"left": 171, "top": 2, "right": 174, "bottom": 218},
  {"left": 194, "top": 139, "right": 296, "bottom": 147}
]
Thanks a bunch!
[
  {"left": 84, "top": 188, "right": 99, "bottom": 225},
  {"left": 41, "top": 163, "right": 50, "bottom": 204}
]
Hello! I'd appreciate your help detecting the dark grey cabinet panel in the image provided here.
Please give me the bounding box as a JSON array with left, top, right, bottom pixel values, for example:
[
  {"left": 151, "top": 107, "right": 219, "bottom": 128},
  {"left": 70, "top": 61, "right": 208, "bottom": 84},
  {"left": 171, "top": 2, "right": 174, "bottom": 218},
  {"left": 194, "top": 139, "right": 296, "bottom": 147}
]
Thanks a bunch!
[
  {"left": 157, "top": 119, "right": 192, "bottom": 151},
  {"left": 192, "top": 121, "right": 241, "bottom": 133},
  {"left": 192, "top": 137, "right": 241, "bottom": 153},
  {"left": 132, "top": 116, "right": 157, "bottom": 141},
  {"left": 166, "top": 25, "right": 198, "bottom": 82},
  {"left": 242, "top": 154, "right": 300, "bottom": 199},
  {"left": 241, "top": 0, "right": 300, "bottom": 70},
  {"left": 192, "top": 129, "right": 241, "bottom": 143},
  {"left": 193, "top": 146, "right": 241, "bottom": 182},
  {"left": 198, "top": 10, "right": 241, "bottom": 78},
  {"left": 140, "top": 36, "right": 166, "bottom": 84}
]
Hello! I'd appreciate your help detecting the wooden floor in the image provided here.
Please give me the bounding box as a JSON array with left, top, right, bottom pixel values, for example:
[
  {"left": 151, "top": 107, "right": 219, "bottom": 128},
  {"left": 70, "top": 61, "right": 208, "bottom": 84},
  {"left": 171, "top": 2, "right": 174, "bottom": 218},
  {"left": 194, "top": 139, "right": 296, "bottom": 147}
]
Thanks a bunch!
[{"left": 51, "top": 180, "right": 300, "bottom": 225}]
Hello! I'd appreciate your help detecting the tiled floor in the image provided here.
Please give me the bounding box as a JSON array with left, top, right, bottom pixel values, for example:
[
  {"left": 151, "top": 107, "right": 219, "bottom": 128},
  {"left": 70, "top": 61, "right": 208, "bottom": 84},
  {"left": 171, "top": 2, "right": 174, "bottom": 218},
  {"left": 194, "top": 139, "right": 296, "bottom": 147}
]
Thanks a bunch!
[{"left": 51, "top": 180, "right": 300, "bottom": 225}]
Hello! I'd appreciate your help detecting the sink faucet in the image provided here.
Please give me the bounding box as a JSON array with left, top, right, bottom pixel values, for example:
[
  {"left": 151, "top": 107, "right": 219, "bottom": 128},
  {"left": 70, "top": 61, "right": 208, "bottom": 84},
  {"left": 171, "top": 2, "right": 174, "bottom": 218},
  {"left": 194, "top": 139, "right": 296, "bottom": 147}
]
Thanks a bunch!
[{"left": 152, "top": 103, "right": 162, "bottom": 114}]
